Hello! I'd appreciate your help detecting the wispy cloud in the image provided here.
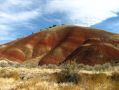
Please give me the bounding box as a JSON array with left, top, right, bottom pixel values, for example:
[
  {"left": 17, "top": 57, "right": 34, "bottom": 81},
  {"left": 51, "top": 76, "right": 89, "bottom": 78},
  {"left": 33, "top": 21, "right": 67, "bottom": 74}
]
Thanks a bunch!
[
  {"left": 0, "top": 0, "right": 119, "bottom": 44},
  {"left": 46, "top": 0, "right": 119, "bottom": 26},
  {"left": 0, "top": 0, "right": 43, "bottom": 23},
  {"left": 0, "top": 0, "right": 43, "bottom": 43},
  {"left": 0, "top": 25, "right": 15, "bottom": 41}
]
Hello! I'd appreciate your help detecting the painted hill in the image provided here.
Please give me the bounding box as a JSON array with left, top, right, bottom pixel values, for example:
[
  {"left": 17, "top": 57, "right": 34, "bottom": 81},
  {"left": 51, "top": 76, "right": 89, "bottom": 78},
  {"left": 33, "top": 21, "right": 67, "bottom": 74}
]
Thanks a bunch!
[{"left": 0, "top": 25, "right": 119, "bottom": 65}]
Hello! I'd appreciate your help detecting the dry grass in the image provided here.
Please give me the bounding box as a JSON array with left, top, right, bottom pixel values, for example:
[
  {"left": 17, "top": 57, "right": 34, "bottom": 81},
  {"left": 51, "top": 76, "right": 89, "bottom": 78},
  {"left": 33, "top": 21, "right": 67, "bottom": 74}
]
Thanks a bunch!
[{"left": 0, "top": 63, "right": 119, "bottom": 90}]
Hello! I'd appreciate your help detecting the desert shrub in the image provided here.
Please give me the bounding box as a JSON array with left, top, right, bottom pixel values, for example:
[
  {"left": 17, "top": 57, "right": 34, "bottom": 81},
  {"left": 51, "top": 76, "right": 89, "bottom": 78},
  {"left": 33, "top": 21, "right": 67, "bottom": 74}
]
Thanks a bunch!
[
  {"left": 94, "top": 64, "right": 104, "bottom": 71},
  {"left": 0, "top": 69, "right": 20, "bottom": 80},
  {"left": 93, "top": 63, "right": 113, "bottom": 72},
  {"left": 80, "top": 73, "right": 112, "bottom": 90},
  {"left": 0, "top": 60, "right": 20, "bottom": 67},
  {"left": 0, "top": 59, "right": 19, "bottom": 67},
  {"left": 44, "top": 64, "right": 58, "bottom": 69},
  {"left": 57, "top": 64, "right": 80, "bottom": 84},
  {"left": 22, "top": 63, "right": 38, "bottom": 68},
  {"left": 84, "top": 65, "right": 93, "bottom": 71},
  {"left": 90, "top": 73, "right": 109, "bottom": 83},
  {"left": 109, "top": 72, "right": 119, "bottom": 90},
  {"left": 111, "top": 72, "right": 119, "bottom": 82},
  {"left": 0, "top": 60, "right": 9, "bottom": 67}
]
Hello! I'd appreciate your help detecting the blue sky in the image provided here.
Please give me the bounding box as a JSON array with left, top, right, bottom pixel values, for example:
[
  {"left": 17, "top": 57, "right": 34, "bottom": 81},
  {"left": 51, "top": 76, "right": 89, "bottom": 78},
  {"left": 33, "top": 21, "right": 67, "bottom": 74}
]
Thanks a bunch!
[{"left": 0, "top": 0, "right": 119, "bottom": 44}]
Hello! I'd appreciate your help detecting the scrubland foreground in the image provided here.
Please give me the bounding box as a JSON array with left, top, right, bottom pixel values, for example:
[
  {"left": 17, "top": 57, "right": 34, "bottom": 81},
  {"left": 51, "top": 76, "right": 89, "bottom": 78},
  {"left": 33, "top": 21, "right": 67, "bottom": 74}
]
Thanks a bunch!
[{"left": 0, "top": 60, "right": 119, "bottom": 90}]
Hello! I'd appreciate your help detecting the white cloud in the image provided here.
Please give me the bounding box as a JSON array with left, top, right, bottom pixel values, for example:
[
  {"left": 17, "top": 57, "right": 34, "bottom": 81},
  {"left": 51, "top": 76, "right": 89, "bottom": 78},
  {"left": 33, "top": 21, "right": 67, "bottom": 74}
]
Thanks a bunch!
[
  {"left": 0, "top": 25, "right": 15, "bottom": 41},
  {"left": 0, "top": 0, "right": 119, "bottom": 44},
  {"left": 46, "top": 0, "right": 119, "bottom": 26},
  {"left": 0, "top": 0, "right": 42, "bottom": 43},
  {"left": 0, "top": 0, "right": 42, "bottom": 24},
  {"left": 0, "top": 10, "right": 40, "bottom": 23}
]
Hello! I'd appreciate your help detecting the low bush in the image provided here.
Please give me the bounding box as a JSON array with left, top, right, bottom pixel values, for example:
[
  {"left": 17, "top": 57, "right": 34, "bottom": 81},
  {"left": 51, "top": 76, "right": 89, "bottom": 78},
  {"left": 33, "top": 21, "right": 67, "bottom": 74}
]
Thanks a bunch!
[
  {"left": 57, "top": 64, "right": 80, "bottom": 84},
  {"left": 90, "top": 73, "right": 108, "bottom": 83},
  {"left": 0, "top": 69, "right": 20, "bottom": 80},
  {"left": 111, "top": 72, "right": 119, "bottom": 82}
]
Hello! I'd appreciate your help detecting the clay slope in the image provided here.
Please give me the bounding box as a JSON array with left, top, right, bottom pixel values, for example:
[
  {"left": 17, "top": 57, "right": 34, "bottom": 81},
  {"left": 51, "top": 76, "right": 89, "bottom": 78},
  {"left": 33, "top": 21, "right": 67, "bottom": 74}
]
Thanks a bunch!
[{"left": 0, "top": 25, "right": 119, "bottom": 65}]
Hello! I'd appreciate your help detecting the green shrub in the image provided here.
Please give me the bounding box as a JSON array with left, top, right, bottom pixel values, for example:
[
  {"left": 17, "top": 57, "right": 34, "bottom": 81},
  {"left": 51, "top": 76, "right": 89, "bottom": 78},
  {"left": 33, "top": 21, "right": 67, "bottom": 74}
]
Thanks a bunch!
[
  {"left": 52, "top": 25, "right": 56, "bottom": 27},
  {"left": 57, "top": 64, "right": 80, "bottom": 84}
]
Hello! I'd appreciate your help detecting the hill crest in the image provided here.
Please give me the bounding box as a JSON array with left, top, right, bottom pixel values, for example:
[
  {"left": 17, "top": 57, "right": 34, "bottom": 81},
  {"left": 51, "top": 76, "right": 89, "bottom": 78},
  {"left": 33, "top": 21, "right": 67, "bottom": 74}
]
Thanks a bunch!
[{"left": 0, "top": 25, "right": 119, "bottom": 65}]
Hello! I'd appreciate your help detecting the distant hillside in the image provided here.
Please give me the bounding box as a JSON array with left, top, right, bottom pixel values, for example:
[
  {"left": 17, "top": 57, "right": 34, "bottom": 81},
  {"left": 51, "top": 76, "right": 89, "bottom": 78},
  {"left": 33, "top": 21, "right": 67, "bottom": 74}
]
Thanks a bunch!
[{"left": 0, "top": 25, "right": 119, "bottom": 65}]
